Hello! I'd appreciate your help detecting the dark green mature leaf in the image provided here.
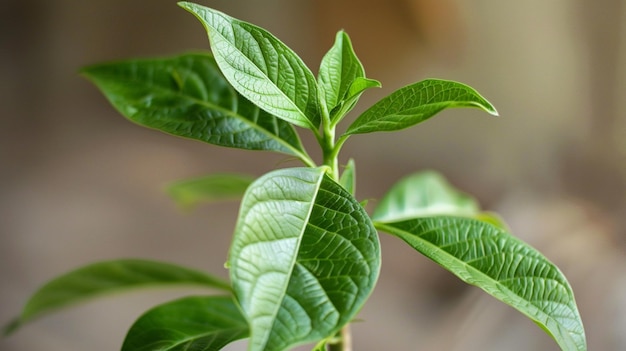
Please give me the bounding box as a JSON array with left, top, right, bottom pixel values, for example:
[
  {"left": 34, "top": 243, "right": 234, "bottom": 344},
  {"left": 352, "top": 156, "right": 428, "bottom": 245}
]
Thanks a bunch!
[
  {"left": 82, "top": 53, "right": 308, "bottom": 158},
  {"left": 179, "top": 3, "right": 320, "bottom": 130},
  {"left": 372, "top": 171, "right": 479, "bottom": 222},
  {"left": 346, "top": 79, "right": 498, "bottom": 135},
  {"left": 229, "top": 167, "right": 380, "bottom": 351},
  {"left": 122, "top": 296, "right": 248, "bottom": 351},
  {"left": 167, "top": 173, "right": 254, "bottom": 210},
  {"left": 5, "top": 259, "right": 230, "bottom": 334},
  {"left": 318, "top": 31, "right": 379, "bottom": 123},
  {"left": 375, "top": 218, "right": 587, "bottom": 351}
]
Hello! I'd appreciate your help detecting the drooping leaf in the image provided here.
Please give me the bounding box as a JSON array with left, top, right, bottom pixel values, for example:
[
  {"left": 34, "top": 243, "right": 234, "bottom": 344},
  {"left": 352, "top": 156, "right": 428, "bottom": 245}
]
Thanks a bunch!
[
  {"left": 167, "top": 173, "right": 254, "bottom": 210},
  {"left": 339, "top": 159, "right": 356, "bottom": 195},
  {"left": 122, "top": 295, "right": 248, "bottom": 351},
  {"left": 372, "top": 171, "right": 479, "bottom": 222},
  {"left": 5, "top": 259, "right": 230, "bottom": 334},
  {"left": 229, "top": 167, "right": 380, "bottom": 351},
  {"left": 179, "top": 3, "right": 320, "bottom": 130},
  {"left": 346, "top": 79, "right": 498, "bottom": 135},
  {"left": 82, "top": 53, "right": 308, "bottom": 159},
  {"left": 375, "top": 218, "right": 587, "bottom": 351},
  {"left": 318, "top": 31, "right": 379, "bottom": 124}
]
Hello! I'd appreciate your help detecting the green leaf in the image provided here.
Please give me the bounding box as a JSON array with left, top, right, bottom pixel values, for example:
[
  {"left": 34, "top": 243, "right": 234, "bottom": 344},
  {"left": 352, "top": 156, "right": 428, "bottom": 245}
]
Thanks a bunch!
[
  {"left": 375, "top": 218, "right": 587, "bottom": 351},
  {"left": 318, "top": 31, "right": 374, "bottom": 123},
  {"left": 229, "top": 167, "right": 380, "bottom": 351},
  {"left": 82, "top": 53, "right": 308, "bottom": 159},
  {"left": 330, "top": 77, "right": 381, "bottom": 125},
  {"left": 372, "top": 171, "right": 479, "bottom": 222},
  {"left": 179, "top": 3, "right": 320, "bottom": 130},
  {"left": 167, "top": 173, "right": 254, "bottom": 210},
  {"left": 5, "top": 259, "right": 230, "bottom": 334},
  {"left": 339, "top": 159, "right": 356, "bottom": 195},
  {"left": 346, "top": 79, "right": 498, "bottom": 135},
  {"left": 122, "top": 295, "right": 248, "bottom": 351}
]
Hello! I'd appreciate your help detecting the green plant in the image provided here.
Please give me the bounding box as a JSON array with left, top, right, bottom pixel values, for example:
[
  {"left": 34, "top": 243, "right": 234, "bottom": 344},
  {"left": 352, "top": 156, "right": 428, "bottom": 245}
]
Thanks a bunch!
[{"left": 4, "top": 3, "right": 586, "bottom": 351}]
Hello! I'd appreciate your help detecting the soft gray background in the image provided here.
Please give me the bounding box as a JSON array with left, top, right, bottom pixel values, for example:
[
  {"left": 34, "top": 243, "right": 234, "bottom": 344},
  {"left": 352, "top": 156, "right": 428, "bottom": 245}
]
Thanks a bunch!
[{"left": 1, "top": 0, "right": 625, "bottom": 350}]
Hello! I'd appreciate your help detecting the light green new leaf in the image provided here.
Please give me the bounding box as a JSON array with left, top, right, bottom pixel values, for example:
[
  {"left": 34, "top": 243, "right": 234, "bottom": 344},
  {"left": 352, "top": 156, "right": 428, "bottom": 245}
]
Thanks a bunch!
[
  {"left": 82, "top": 53, "right": 308, "bottom": 159},
  {"left": 346, "top": 79, "right": 498, "bottom": 135},
  {"left": 339, "top": 159, "right": 356, "bottom": 195},
  {"left": 229, "top": 167, "right": 380, "bottom": 351},
  {"left": 375, "top": 218, "right": 586, "bottom": 351},
  {"left": 4, "top": 259, "right": 230, "bottom": 335},
  {"left": 330, "top": 77, "right": 381, "bottom": 125},
  {"left": 122, "top": 295, "right": 248, "bottom": 351},
  {"left": 179, "top": 3, "right": 320, "bottom": 130},
  {"left": 167, "top": 173, "right": 254, "bottom": 210},
  {"left": 372, "top": 171, "right": 479, "bottom": 222},
  {"left": 318, "top": 31, "right": 378, "bottom": 123}
]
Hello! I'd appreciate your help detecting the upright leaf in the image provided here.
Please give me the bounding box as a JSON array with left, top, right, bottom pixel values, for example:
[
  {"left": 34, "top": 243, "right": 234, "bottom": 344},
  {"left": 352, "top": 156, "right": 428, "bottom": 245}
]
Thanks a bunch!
[
  {"left": 372, "top": 171, "right": 479, "bottom": 222},
  {"left": 318, "top": 31, "right": 378, "bottom": 123},
  {"left": 5, "top": 259, "right": 230, "bottom": 334},
  {"left": 346, "top": 79, "right": 498, "bottom": 135},
  {"left": 167, "top": 173, "right": 254, "bottom": 210},
  {"left": 375, "top": 218, "right": 586, "bottom": 351},
  {"left": 229, "top": 167, "right": 380, "bottom": 351},
  {"left": 338, "top": 159, "right": 356, "bottom": 195},
  {"left": 122, "top": 296, "right": 248, "bottom": 351},
  {"left": 179, "top": 3, "right": 320, "bottom": 130},
  {"left": 82, "top": 53, "right": 308, "bottom": 159}
]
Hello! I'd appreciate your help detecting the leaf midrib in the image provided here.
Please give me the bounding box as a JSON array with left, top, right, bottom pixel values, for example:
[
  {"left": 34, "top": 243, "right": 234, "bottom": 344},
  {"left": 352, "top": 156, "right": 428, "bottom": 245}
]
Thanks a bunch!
[
  {"left": 97, "top": 74, "right": 305, "bottom": 157},
  {"left": 374, "top": 220, "right": 582, "bottom": 349},
  {"left": 257, "top": 170, "right": 325, "bottom": 351},
  {"left": 163, "top": 325, "right": 248, "bottom": 351},
  {"left": 206, "top": 14, "right": 316, "bottom": 130}
]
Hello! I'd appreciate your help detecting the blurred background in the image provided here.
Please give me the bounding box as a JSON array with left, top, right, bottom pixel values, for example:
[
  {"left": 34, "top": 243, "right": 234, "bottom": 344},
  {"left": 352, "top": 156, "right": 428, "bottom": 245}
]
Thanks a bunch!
[{"left": 1, "top": 0, "right": 625, "bottom": 350}]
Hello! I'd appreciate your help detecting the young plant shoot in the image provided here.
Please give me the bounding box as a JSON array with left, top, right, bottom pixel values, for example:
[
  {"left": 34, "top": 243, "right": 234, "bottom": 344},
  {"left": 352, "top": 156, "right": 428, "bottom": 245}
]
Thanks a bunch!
[{"left": 4, "top": 3, "right": 586, "bottom": 351}]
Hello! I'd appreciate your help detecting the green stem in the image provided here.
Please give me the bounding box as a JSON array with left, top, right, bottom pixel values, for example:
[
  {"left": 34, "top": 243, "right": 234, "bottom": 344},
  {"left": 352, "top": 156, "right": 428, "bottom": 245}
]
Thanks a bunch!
[
  {"left": 322, "top": 127, "right": 339, "bottom": 180},
  {"left": 327, "top": 325, "right": 352, "bottom": 351}
]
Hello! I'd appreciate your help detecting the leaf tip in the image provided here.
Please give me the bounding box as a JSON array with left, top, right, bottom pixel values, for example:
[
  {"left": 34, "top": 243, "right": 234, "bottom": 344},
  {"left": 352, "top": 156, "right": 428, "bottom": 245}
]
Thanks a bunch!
[
  {"left": 2, "top": 317, "right": 21, "bottom": 337},
  {"left": 487, "top": 105, "right": 499, "bottom": 117}
]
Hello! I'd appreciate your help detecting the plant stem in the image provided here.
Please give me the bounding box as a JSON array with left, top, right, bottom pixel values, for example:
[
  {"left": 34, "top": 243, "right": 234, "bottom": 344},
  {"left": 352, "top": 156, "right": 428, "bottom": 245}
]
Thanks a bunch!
[{"left": 327, "top": 325, "right": 352, "bottom": 351}]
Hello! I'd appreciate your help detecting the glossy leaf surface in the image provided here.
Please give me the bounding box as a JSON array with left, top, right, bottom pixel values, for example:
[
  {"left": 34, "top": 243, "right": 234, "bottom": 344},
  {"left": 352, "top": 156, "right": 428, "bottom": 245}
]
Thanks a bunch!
[
  {"left": 5, "top": 259, "right": 230, "bottom": 334},
  {"left": 346, "top": 79, "right": 498, "bottom": 135},
  {"left": 229, "top": 167, "right": 380, "bottom": 351},
  {"left": 179, "top": 3, "right": 320, "bottom": 130},
  {"left": 167, "top": 173, "right": 254, "bottom": 210},
  {"left": 376, "top": 218, "right": 586, "bottom": 351},
  {"left": 82, "top": 53, "right": 306, "bottom": 158},
  {"left": 372, "top": 171, "right": 479, "bottom": 222},
  {"left": 122, "top": 296, "right": 248, "bottom": 351}
]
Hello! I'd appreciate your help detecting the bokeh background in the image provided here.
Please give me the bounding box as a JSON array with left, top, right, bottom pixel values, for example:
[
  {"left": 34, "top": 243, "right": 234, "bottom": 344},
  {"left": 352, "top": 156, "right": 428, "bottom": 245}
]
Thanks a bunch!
[{"left": 2, "top": 0, "right": 625, "bottom": 350}]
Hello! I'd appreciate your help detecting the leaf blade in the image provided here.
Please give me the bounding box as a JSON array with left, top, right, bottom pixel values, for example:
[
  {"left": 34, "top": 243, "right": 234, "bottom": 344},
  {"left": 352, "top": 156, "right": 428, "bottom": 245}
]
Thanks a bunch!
[
  {"left": 166, "top": 173, "right": 254, "bottom": 210},
  {"left": 229, "top": 167, "right": 380, "bottom": 351},
  {"left": 318, "top": 31, "right": 363, "bottom": 116},
  {"left": 82, "top": 53, "right": 306, "bottom": 157},
  {"left": 6, "top": 259, "right": 230, "bottom": 334},
  {"left": 179, "top": 3, "right": 320, "bottom": 130},
  {"left": 121, "top": 295, "right": 248, "bottom": 351},
  {"left": 372, "top": 171, "right": 479, "bottom": 222},
  {"left": 346, "top": 79, "right": 498, "bottom": 135},
  {"left": 376, "top": 217, "right": 586, "bottom": 351}
]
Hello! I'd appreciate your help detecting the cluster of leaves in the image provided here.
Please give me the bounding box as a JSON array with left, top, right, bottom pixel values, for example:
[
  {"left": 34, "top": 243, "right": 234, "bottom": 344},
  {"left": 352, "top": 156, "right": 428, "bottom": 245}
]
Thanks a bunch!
[{"left": 4, "top": 2, "right": 586, "bottom": 351}]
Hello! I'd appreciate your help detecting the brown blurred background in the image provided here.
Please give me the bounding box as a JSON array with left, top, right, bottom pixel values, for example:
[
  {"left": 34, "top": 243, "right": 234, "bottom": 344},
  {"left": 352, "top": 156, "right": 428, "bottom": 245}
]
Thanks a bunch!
[{"left": 1, "top": 0, "right": 625, "bottom": 350}]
